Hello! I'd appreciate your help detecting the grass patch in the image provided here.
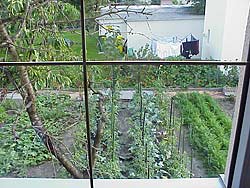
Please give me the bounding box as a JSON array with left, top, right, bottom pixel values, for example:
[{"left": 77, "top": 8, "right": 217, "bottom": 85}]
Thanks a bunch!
[
  {"left": 63, "top": 31, "right": 105, "bottom": 60},
  {"left": 0, "top": 30, "right": 105, "bottom": 61}
]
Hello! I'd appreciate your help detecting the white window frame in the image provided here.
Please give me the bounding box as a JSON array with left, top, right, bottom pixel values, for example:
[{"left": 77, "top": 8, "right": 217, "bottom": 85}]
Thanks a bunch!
[{"left": 1, "top": 1, "right": 250, "bottom": 188}]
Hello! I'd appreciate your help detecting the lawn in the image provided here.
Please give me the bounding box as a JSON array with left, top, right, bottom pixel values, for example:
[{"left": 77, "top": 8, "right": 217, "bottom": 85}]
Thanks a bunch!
[
  {"left": 0, "top": 30, "right": 105, "bottom": 61},
  {"left": 63, "top": 31, "right": 105, "bottom": 61}
]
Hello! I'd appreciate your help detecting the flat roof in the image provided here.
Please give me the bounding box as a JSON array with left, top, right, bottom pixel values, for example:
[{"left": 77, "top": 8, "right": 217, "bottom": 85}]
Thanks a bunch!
[{"left": 97, "top": 5, "right": 204, "bottom": 22}]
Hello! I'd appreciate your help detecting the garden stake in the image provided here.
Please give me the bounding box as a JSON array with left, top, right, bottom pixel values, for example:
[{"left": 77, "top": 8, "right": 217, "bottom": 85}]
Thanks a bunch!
[
  {"left": 138, "top": 65, "right": 143, "bottom": 132},
  {"left": 142, "top": 108, "right": 146, "bottom": 146},
  {"left": 111, "top": 65, "right": 116, "bottom": 161},
  {"left": 145, "top": 143, "right": 148, "bottom": 178},
  {"left": 189, "top": 123, "right": 193, "bottom": 178},
  {"left": 182, "top": 128, "right": 185, "bottom": 155},
  {"left": 178, "top": 123, "right": 182, "bottom": 153},
  {"left": 171, "top": 99, "right": 175, "bottom": 151},
  {"left": 169, "top": 97, "right": 173, "bottom": 130},
  {"left": 147, "top": 161, "right": 150, "bottom": 179},
  {"left": 191, "top": 148, "right": 193, "bottom": 178}
]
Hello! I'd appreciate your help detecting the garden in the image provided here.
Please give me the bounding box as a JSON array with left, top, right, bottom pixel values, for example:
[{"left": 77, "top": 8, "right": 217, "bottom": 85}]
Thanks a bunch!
[
  {"left": 0, "top": 0, "right": 239, "bottom": 180},
  {"left": 0, "top": 64, "right": 237, "bottom": 178}
]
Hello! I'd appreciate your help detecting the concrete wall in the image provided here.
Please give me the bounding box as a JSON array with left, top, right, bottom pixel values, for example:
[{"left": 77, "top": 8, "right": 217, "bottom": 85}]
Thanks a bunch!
[
  {"left": 221, "top": 0, "right": 250, "bottom": 61},
  {"left": 201, "top": 0, "right": 228, "bottom": 60},
  {"left": 127, "top": 19, "right": 204, "bottom": 58},
  {"left": 224, "top": 5, "right": 250, "bottom": 186}
]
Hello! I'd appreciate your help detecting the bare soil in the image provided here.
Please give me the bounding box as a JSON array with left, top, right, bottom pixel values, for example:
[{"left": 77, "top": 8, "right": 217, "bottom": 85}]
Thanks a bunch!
[
  {"left": 26, "top": 122, "right": 77, "bottom": 178},
  {"left": 118, "top": 105, "right": 132, "bottom": 159},
  {"left": 178, "top": 125, "right": 207, "bottom": 178},
  {"left": 118, "top": 101, "right": 133, "bottom": 177}
]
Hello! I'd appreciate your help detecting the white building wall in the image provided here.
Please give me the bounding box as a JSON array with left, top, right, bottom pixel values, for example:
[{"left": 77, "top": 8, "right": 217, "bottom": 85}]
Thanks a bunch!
[
  {"left": 201, "top": 0, "right": 228, "bottom": 60},
  {"left": 127, "top": 19, "right": 204, "bottom": 58},
  {"left": 221, "top": 0, "right": 250, "bottom": 61},
  {"left": 98, "top": 19, "right": 127, "bottom": 39},
  {"left": 202, "top": 0, "right": 250, "bottom": 61}
]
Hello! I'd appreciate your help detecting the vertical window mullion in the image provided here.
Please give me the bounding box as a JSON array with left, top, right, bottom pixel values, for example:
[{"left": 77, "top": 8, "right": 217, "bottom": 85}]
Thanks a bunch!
[{"left": 80, "top": 0, "right": 94, "bottom": 188}]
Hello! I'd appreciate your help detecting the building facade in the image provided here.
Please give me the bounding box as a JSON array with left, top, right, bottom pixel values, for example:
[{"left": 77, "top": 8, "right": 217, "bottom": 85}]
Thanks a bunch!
[{"left": 202, "top": 0, "right": 250, "bottom": 61}]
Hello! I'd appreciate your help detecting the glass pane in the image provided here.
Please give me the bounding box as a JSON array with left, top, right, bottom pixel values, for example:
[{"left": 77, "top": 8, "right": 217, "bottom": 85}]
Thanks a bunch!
[
  {"left": 1, "top": 1, "right": 248, "bottom": 63},
  {"left": 85, "top": 1, "right": 248, "bottom": 63},
  {"left": 86, "top": 64, "right": 241, "bottom": 179},
  {"left": 0, "top": 64, "right": 242, "bottom": 179},
  {"left": 0, "top": 65, "right": 86, "bottom": 178},
  {"left": 0, "top": 1, "right": 82, "bottom": 62}
]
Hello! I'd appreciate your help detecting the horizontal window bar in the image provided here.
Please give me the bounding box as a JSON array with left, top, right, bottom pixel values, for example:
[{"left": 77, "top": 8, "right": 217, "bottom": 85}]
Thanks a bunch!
[{"left": 0, "top": 61, "right": 248, "bottom": 66}]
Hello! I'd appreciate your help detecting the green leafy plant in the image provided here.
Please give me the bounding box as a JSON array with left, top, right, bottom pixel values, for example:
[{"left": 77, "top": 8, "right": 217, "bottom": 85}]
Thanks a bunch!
[
  {"left": 175, "top": 92, "right": 232, "bottom": 176},
  {"left": 127, "top": 72, "right": 190, "bottom": 178},
  {"left": 0, "top": 106, "right": 7, "bottom": 124},
  {"left": 0, "top": 104, "right": 51, "bottom": 176}
]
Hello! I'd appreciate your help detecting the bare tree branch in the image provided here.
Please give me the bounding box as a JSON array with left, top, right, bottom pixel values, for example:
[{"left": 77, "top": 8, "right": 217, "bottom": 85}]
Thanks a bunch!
[
  {"left": 14, "top": 1, "right": 31, "bottom": 40},
  {"left": 0, "top": 16, "right": 22, "bottom": 24},
  {"left": 88, "top": 82, "right": 107, "bottom": 169}
]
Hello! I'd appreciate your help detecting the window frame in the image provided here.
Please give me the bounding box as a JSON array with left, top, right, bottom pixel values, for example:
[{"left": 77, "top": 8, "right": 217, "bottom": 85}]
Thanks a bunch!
[{"left": 1, "top": 1, "right": 250, "bottom": 188}]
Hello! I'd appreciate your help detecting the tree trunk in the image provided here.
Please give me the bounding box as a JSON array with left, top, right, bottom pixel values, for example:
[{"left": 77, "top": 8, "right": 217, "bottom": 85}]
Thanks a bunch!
[
  {"left": 0, "top": 19, "right": 107, "bottom": 179},
  {"left": 0, "top": 20, "right": 84, "bottom": 179},
  {"left": 91, "top": 94, "right": 106, "bottom": 168}
]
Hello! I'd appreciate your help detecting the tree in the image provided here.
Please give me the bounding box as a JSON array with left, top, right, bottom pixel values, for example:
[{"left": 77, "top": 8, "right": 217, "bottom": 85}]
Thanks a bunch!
[
  {"left": 0, "top": 0, "right": 149, "bottom": 178},
  {"left": 0, "top": 0, "right": 88, "bottom": 178},
  {"left": 0, "top": 0, "right": 111, "bottom": 178}
]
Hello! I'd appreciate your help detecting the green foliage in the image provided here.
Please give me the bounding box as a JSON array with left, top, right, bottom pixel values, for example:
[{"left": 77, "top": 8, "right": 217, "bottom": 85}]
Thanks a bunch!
[
  {"left": 191, "top": 0, "right": 206, "bottom": 14},
  {"left": 86, "top": 35, "right": 105, "bottom": 60},
  {"left": 28, "top": 67, "right": 72, "bottom": 90},
  {"left": 127, "top": 44, "right": 157, "bottom": 60},
  {"left": 172, "top": 0, "right": 179, "bottom": 5},
  {"left": 157, "top": 65, "right": 239, "bottom": 88},
  {"left": 72, "top": 67, "right": 122, "bottom": 178},
  {"left": 127, "top": 79, "right": 190, "bottom": 178},
  {"left": 104, "top": 65, "right": 239, "bottom": 89},
  {"left": 0, "top": 102, "right": 51, "bottom": 176},
  {"left": 0, "top": 93, "right": 82, "bottom": 177},
  {"left": 0, "top": 106, "right": 7, "bottom": 124},
  {"left": 101, "top": 28, "right": 126, "bottom": 60},
  {"left": 1, "top": 1, "right": 82, "bottom": 62},
  {"left": 94, "top": 93, "right": 122, "bottom": 178},
  {"left": 175, "top": 93, "right": 232, "bottom": 175},
  {"left": 37, "top": 94, "right": 72, "bottom": 120},
  {"left": 94, "top": 68, "right": 122, "bottom": 178}
]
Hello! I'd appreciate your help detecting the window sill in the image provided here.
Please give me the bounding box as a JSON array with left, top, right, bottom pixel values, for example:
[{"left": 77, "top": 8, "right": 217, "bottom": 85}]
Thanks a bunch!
[{"left": 0, "top": 177, "right": 225, "bottom": 188}]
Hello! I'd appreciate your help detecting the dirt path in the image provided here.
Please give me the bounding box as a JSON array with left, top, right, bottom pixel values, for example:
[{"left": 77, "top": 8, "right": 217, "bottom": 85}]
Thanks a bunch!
[
  {"left": 177, "top": 125, "right": 207, "bottom": 177},
  {"left": 26, "top": 125, "right": 76, "bottom": 178},
  {"left": 118, "top": 108, "right": 131, "bottom": 159},
  {"left": 216, "top": 98, "right": 235, "bottom": 118},
  {"left": 172, "top": 99, "right": 207, "bottom": 178},
  {"left": 118, "top": 101, "right": 133, "bottom": 177}
]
